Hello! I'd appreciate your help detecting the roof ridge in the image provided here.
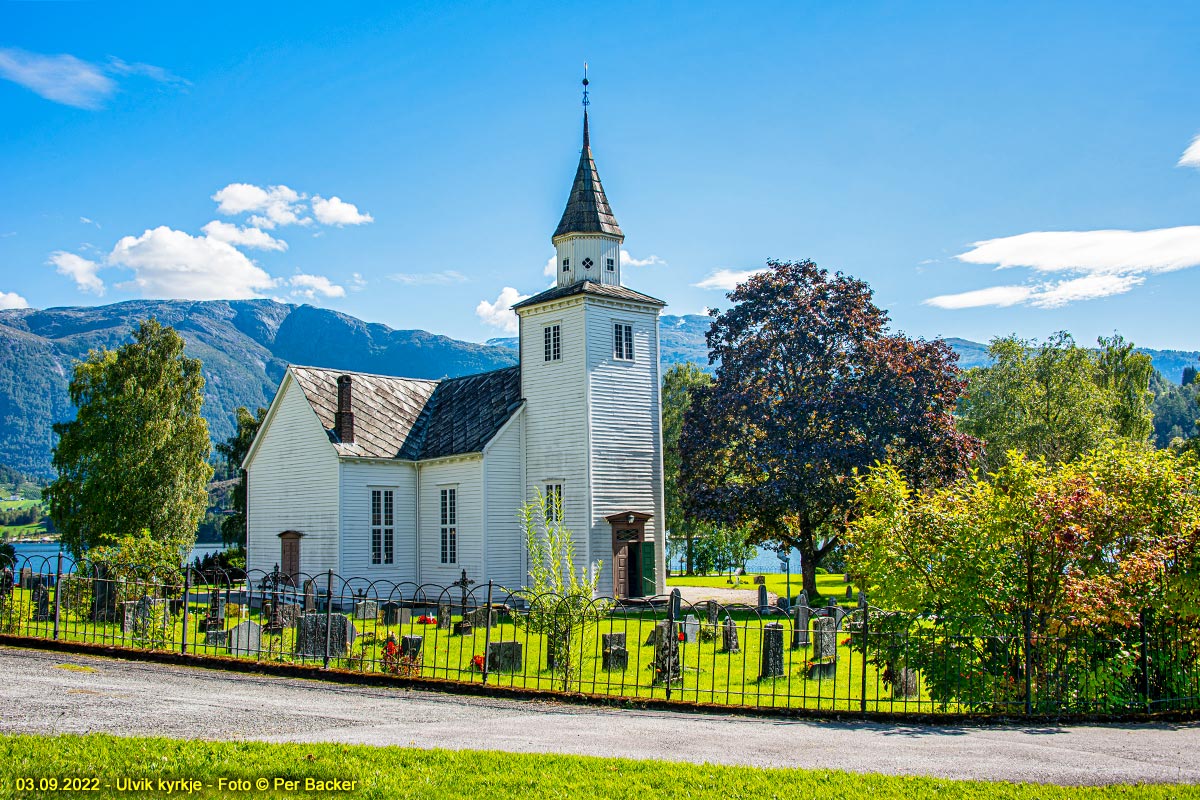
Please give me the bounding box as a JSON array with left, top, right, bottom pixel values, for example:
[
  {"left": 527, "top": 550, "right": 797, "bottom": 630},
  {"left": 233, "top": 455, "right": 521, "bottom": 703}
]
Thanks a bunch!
[{"left": 288, "top": 364, "right": 442, "bottom": 384}]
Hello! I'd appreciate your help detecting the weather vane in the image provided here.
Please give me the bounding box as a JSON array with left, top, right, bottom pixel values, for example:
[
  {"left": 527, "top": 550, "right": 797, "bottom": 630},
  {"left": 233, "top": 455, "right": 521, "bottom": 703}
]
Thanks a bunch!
[{"left": 582, "top": 62, "right": 590, "bottom": 109}]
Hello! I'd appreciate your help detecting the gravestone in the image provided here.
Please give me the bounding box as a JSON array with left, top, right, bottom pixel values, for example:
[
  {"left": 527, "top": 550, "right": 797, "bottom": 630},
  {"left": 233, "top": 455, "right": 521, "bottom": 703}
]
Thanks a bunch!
[
  {"left": 846, "top": 585, "right": 853, "bottom": 600},
  {"left": 19, "top": 568, "right": 33, "bottom": 591},
  {"left": 792, "top": 597, "right": 810, "bottom": 650},
  {"left": 122, "top": 597, "right": 152, "bottom": 634},
  {"left": 0, "top": 568, "right": 12, "bottom": 599},
  {"left": 228, "top": 620, "right": 262, "bottom": 657},
  {"left": 437, "top": 602, "right": 452, "bottom": 630},
  {"left": 812, "top": 616, "right": 837, "bottom": 661},
  {"left": 91, "top": 566, "right": 119, "bottom": 622},
  {"left": 31, "top": 582, "right": 52, "bottom": 622},
  {"left": 681, "top": 614, "right": 699, "bottom": 644},
  {"left": 705, "top": 601, "right": 720, "bottom": 627},
  {"left": 453, "top": 620, "right": 474, "bottom": 637},
  {"left": 202, "top": 594, "right": 226, "bottom": 633},
  {"left": 752, "top": 575, "right": 765, "bottom": 585},
  {"left": 486, "top": 641, "right": 523, "bottom": 673},
  {"left": 354, "top": 599, "right": 379, "bottom": 621},
  {"left": 294, "top": 613, "right": 357, "bottom": 659},
  {"left": 775, "top": 596, "right": 790, "bottom": 613},
  {"left": 463, "top": 607, "right": 498, "bottom": 628},
  {"left": 400, "top": 635, "right": 423, "bottom": 660},
  {"left": 759, "top": 622, "right": 785, "bottom": 679},
  {"left": 651, "top": 621, "right": 680, "bottom": 685},
  {"left": 669, "top": 588, "right": 682, "bottom": 621},
  {"left": 757, "top": 584, "right": 769, "bottom": 612},
  {"left": 303, "top": 580, "right": 317, "bottom": 613},
  {"left": 722, "top": 616, "right": 740, "bottom": 654},
  {"left": 380, "top": 602, "right": 409, "bottom": 626},
  {"left": 204, "top": 628, "right": 229, "bottom": 648},
  {"left": 601, "top": 632, "right": 628, "bottom": 671},
  {"left": 888, "top": 665, "right": 919, "bottom": 699}
]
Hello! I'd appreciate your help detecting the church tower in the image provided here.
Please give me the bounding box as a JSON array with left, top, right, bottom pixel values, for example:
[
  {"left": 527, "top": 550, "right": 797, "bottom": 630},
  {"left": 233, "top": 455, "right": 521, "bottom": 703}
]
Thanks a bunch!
[{"left": 513, "top": 76, "right": 667, "bottom": 598}]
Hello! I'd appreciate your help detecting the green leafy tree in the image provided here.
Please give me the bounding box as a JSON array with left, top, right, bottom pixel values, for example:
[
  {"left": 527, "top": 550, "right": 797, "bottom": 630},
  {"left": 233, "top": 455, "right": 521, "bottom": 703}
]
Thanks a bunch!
[
  {"left": 680, "top": 260, "right": 978, "bottom": 598},
  {"left": 215, "top": 406, "right": 267, "bottom": 548},
  {"left": 662, "top": 362, "right": 713, "bottom": 575},
  {"left": 46, "top": 319, "right": 212, "bottom": 560},
  {"left": 959, "top": 332, "right": 1153, "bottom": 472},
  {"left": 690, "top": 525, "right": 754, "bottom": 576}
]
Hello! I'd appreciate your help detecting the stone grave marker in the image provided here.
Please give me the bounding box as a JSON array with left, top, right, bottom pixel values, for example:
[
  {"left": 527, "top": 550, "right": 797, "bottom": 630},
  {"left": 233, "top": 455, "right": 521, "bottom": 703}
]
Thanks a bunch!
[
  {"left": 651, "top": 621, "right": 680, "bottom": 685},
  {"left": 205, "top": 628, "right": 229, "bottom": 648},
  {"left": 792, "top": 595, "right": 810, "bottom": 649},
  {"left": 846, "top": 585, "right": 853, "bottom": 600},
  {"left": 303, "top": 580, "right": 316, "bottom": 613},
  {"left": 889, "top": 665, "right": 919, "bottom": 698},
  {"left": 437, "top": 602, "right": 452, "bottom": 630},
  {"left": 91, "top": 567, "right": 119, "bottom": 622},
  {"left": 31, "top": 582, "right": 52, "bottom": 622},
  {"left": 453, "top": 619, "right": 474, "bottom": 637},
  {"left": 380, "top": 602, "right": 409, "bottom": 626},
  {"left": 812, "top": 616, "right": 837, "bottom": 661},
  {"left": 486, "top": 641, "right": 523, "bottom": 673},
  {"left": 760, "top": 621, "right": 785, "bottom": 679},
  {"left": 705, "top": 601, "right": 720, "bottom": 626},
  {"left": 753, "top": 575, "right": 766, "bottom": 585},
  {"left": 463, "top": 607, "right": 498, "bottom": 628},
  {"left": 0, "top": 568, "right": 12, "bottom": 600},
  {"left": 294, "top": 613, "right": 357, "bottom": 659},
  {"left": 722, "top": 616, "right": 740, "bottom": 654},
  {"left": 681, "top": 614, "right": 699, "bottom": 644},
  {"left": 400, "top": 634, "right": 423, "bottom": 660},
  {"left": 601, "top": 632, "right": 628, "bottom": 671},
  {"left": 776, "top": 596, "right": 790, "bottom": 613},
  {"left": 669, "top": 588, "right": 682, "bottom": 621},
  {"left": 228, "top": 620, "right": 262, "bottom": 657},
  {"left": 757, "top": 584, "right": 769, "bottom": 612},
  {"left": 354, "top": 599, "right": 379, "bottom": 621}
]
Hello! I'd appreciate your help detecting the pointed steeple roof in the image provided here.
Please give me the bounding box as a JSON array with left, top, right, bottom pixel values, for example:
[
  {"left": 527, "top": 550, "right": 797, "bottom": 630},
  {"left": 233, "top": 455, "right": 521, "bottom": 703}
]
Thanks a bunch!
[{"left": 553, "top": 111, "right": 624, "bottom": 240}]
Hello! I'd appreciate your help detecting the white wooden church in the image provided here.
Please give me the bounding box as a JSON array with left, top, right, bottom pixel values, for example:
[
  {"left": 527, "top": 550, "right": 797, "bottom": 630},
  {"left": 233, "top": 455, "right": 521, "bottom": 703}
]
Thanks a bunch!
[{"left": 244, "top": 100, "right": 667, "bottom": 598}]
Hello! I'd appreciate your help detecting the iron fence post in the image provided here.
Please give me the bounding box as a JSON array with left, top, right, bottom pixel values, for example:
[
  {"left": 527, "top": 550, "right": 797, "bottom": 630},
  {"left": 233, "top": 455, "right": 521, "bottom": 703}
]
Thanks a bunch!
[
  {"left": 1023, "top": 608, "right": 1033, "bottom": 715},
  {"left": 481, "top": 580, "right": 494, "bottom": 685},
  {"left": 181, "top": 569, "right": 191, "bottom": 655},
  {"left": 324, "top": 569, "right": 334, "bottom": 669},
  {"left": 859, "top": 592, "right": 868, "bottom": 715},
  {"left": 52, "top": 549, "right": 63, "bottom": 641},
  {"left": 666, "top": 588, "right": 678, "bottom": 701},
  {"left": 1139, "top": 609, "right": 1151, "bottom": 714}
]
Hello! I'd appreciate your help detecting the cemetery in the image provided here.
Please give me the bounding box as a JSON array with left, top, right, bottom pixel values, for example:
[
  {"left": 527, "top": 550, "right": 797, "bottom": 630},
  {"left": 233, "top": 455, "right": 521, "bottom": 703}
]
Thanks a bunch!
[{"left": 0, "top": 557, "right": 1196, "bottom": 717}]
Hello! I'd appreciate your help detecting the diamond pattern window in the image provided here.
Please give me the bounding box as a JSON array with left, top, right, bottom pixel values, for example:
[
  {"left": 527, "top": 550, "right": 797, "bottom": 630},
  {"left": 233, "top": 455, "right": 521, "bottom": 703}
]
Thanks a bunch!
[{"left": 581, "top": 257, "right": 594, "bottom": 270}]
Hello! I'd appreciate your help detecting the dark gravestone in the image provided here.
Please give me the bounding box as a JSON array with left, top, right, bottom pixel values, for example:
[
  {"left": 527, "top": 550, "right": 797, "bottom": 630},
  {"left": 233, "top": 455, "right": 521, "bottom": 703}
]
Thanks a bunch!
[
  {"left": 400, "top": 635, "right": 423, "bottom": 660},
  {"left": 0, "top": 568, "right": 12, "bottom": 600},
  {"left": 380, "top": 602, "right": 409, "bottom": 626},
  {"left": 452, "top": 620, "right": 474, "bottom": 637},
  {"left": 846, "top": 585, "right": 853, "bottom": 600},
  {"left": 722, "top": 616, "right": 740, "bottom": 654},
  {"left": 31, "top": 582, "right": 52, "bottom": 622},
  {"left": 812, "top": 616, "right": 837, "bottom": 662},
  {"left": 752, "top": 575, "right": 765, "bottom": 585},
  {"left": 601, "top": 632, "right": 628, "bottom": 671},
  {"left": 792, "top": 602, "right": 811, "bottom": 650},
  {"left": 122, "top": 597, "right": 151, "bottom": 634},
  {"left": 775, "top": 596, "right": 790, "bottom": 613},
  {"left": 705, "top": 601, "right": 720, "bottom": 626},
  {"left": 757, "top": 584, "right": 769, "bottom": 612},
  {"left": 651, "top": 621, "right": 680, "bottom": 685},
  {"left": 669, "top": 589, "right": 682, "bottom": 621},
  {"left": 228, "top": 621, "right": 262, "bottom": 657},
  {"left": 294, "top": 613, "right": 357, "bottom": 659},
  {"left": 91, "top": 566, "right": 119, "bottom": 622},
  {"left": 760, "top": 622, "right": 785, "bottom": 679},
  {"left": 486, "top": 641, "right": 523, "bottom": 673},
  {"left": 205, "top": 628, "right": 229, "bottom": 648},
  {"left": 463, "top": 607, "right": 498, "bottom": 628},
  {"left": 202, "top": 594, "right": 226, "bottom": 633},
  {"left": 437, "top": 602, "right": 452, "bottom": 630},
  {"left": 887, "top": 665, "right": 919, "bottom": 698},
  {"left": 303, "top": 580, "right": 317, "bottom": 613}
]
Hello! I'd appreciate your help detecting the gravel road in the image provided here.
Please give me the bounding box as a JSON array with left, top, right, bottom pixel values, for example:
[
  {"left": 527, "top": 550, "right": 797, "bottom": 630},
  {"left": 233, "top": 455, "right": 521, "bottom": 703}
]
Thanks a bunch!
[{"left": 1, "top": 645, "right": 1197, "bottom": 786}]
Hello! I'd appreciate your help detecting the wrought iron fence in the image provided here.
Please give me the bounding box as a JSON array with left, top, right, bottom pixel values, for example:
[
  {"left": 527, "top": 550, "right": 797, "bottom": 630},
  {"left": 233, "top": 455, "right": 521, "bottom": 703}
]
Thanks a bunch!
[{"left": 1, "top": 554, "right": 1197, "bottom": 716}]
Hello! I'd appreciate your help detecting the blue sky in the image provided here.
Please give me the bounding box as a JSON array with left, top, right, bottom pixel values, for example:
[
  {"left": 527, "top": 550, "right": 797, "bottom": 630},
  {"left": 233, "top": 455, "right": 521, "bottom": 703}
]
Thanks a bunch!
[{"left": 3, "top": 2, "right": 1200, "bottom": 349}]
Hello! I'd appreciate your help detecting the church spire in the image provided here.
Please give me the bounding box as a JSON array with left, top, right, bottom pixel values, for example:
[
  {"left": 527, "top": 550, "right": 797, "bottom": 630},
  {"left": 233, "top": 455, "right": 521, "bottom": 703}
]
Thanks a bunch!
[{"left": 553, "top": 68, "right": 623, "bottom": 241}]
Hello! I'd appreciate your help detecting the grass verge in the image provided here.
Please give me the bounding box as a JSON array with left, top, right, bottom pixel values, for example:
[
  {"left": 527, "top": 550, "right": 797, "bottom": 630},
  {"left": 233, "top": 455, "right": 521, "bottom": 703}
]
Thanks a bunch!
[{"left": 1, "top": 733, "right": 1196, "bottom": 800}]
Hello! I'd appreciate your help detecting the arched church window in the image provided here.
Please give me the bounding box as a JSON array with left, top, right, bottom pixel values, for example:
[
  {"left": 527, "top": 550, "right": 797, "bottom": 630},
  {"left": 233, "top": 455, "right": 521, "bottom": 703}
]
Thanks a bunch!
[{"left": 582, "top": 257, "right": 594, "bottom": 270}]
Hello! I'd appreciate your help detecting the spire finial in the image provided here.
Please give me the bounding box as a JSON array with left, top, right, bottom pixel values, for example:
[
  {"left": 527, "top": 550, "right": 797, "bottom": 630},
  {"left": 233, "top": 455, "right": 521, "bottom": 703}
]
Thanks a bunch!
[{"left": 581, "top": 63, "right": 590, "bottom": 149}]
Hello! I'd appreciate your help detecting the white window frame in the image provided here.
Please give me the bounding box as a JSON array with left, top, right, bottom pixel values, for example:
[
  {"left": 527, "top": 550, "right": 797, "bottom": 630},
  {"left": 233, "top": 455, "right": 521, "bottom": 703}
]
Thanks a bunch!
[
  {"left": 606, "top": 257, "right": 615, "bottom": 272},
  {"left": 440, "top": 487, "right": 458, "bottom": 565},
  {"left": 562, "top": 258, "right": 570, "bottom": 272},
  {"left": 613, "top": 322, "right": 634, "bottom": 361},
  {"left": 370, "top": 488, "right": 395, "bottom": 565},
  {"left": 544, "top": 323, "right": 561, "bottom": 362},
  {"left": 544, "top": 483, "right": 563, "bottom": 523}
]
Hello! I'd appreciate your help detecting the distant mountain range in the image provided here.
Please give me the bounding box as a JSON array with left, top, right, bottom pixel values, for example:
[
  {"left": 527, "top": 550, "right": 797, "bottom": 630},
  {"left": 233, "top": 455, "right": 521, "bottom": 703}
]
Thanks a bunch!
[{"left": 3, "top": 299, "right": 1198, "bottom": 478}]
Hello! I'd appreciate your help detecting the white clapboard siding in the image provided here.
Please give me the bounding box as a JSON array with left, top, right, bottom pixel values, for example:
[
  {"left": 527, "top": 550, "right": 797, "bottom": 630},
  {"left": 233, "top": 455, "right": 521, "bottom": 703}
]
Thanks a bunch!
[
  {"left": 245, "top": 374, "right": 340, "bottom": 577},
  {"left": 586, "top": 300, "right": 666, "bottom": 595},
  {"left": 338, "top": 459, "right": 418, "bottom": 582},
  {"left": 417, "top": 456, "right": 483, "bottom": 586},
  {"left": 518, "top": 298, "right": 593, "bottom": 576},
  {"left": 483, "top": 410, "right": 524, "bottom": 590}
]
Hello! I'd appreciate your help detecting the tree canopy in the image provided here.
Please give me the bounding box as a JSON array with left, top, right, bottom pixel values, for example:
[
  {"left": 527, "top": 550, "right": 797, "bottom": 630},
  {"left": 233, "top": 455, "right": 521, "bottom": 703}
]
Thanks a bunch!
[
  {"left": 679, "top": 260, "right": 978, "bottom": 596},
  {"left": 662, "top": 362, "right": 713, "bottom": 574},
  {"left": 215, "top": 405, "right": 267, "bottom": 548},
  {"left": 46, "top": 319, "right": 212, "bottom": 559}
]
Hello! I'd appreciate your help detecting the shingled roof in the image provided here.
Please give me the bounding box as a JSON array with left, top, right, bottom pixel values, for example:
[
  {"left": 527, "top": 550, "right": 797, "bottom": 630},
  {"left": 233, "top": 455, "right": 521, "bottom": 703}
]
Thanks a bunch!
[
  {"left": 512, "top": 280, "right": 666, "bottom": 311},
  {"left": 287, "top": 364, "right": 521, "bottom": 460},
  {"left": 552, "top": 111, "right": 623, "bottom": 240}
]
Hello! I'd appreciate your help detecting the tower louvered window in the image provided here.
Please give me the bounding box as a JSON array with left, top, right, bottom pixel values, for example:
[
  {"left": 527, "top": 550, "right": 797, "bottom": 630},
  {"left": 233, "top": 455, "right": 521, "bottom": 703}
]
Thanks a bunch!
[{"left": 544, "top": 324, "right": 561, "bottom": 362}]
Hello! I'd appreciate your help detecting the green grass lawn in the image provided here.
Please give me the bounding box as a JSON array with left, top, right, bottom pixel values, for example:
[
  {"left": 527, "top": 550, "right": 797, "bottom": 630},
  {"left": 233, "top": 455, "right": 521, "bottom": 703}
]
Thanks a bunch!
[
  {"left": 1, "top": 734, "right": 1194, "bottom": 800},
  {"left": 668, "top": 571, "right": 861, "bottom": 607}
]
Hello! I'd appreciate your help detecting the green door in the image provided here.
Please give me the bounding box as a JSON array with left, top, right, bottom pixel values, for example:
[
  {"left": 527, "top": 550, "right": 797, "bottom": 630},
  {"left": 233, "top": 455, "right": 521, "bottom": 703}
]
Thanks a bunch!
[{"left": 640, "top": 541, "right": 656, "bottom": 597}]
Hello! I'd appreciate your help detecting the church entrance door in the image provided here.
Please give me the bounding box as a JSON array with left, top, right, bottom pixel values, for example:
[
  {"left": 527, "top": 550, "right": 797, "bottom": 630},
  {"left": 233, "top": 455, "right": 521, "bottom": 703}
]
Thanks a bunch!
[
  {"left": 279, "top": 531, "right": 302, "bottom": 581},
  {"left": 606, "top": 511, "right": 652, "bottom": 600}
]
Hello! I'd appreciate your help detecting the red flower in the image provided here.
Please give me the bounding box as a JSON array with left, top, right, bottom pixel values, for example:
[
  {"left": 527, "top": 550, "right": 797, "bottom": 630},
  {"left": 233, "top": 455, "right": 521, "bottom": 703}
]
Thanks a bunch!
[
  {"left": 677, "top": 632, "right": 685, "bottom": 642},
  {"left": 472, "top": 654, "right": 485, "bottom": 670}
]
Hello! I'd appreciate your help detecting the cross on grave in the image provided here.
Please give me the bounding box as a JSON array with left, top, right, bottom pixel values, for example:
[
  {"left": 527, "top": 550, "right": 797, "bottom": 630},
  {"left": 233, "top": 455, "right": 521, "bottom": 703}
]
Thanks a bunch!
[{"left": 451, "top": 569, "right": 475, "bottom": 636}]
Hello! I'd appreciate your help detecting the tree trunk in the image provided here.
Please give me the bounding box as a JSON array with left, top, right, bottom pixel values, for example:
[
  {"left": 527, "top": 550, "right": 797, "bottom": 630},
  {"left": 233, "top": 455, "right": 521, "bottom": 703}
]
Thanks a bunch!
[
  {"left": 685, "top": 531, "right": 694, "bottom": 575},
  {"left": 800, "top": 555, "right": 818, "bottom": 599}
]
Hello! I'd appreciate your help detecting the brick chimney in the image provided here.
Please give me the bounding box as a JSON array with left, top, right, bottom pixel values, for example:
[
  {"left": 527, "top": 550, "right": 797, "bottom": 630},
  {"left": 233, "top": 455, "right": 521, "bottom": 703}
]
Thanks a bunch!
[{"left": 335, "top": 374, "right": 355, "bottom": 443}]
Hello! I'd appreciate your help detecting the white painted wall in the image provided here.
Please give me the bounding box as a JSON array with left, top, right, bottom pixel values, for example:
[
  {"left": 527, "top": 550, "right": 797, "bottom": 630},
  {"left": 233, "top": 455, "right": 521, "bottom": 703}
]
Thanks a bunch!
[
  {"left": 554, "top": 234, "right": 622, "bottom": 287},
  {"left": 483, "top": 411, "right": 524, "bottom": 591},
  {"left": 245, "top": 374, "right": 340, "bottom": 578},
  {"left": 417, "top": 456, "right": 483, "bottom": 587},
  {"left": 338, "top": 459, "right": 418, "bottom": 582}
]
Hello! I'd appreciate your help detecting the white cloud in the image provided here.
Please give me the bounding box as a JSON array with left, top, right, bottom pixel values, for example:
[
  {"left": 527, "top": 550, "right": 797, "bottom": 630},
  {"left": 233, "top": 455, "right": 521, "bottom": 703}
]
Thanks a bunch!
[
  {"left": 693, "top": 268, "right": 765, "bottom": 290},
  {"left": 544, "top": 255, "right": 558, "bottom": 277},
  {"left": 0, "top": 48, "right": 114, "bottom": 109},
  {"left": 475, "top": 287, "right": 529, "bottom": 333},
  {"left": 201, "top": 220, "right": 287, "bottom": 251},
  {"left": 311, "top": 195, "right": 374, "bottom": 226},
  {"left": 48, "top": 251, "right": 105, "bottom": 295},
  {"left": 289, "top": 274, "right": 345, "bottom": 299},
  {"left": 108, "top": 226, "right": 276, "bottom": 300},
  {"left": 1028, "top": 274, "right": 1145, "bottom": 308},
  {"left": 0, "top": 291, "right": 29, "bottom": 310},
  {"left": 621, "top": 250, "right": 665, "bottom": 268},
  {"left": 212, "top": 183, "right": 308, "bottom": 229},
  {"left": 1180, "top": 135, "right": 1200, "bottom": 169},
  {"left": 80, "top": 216, "right": 100, "bottom": 228},
  {"left": 0, "top": 48, "right": 183, "bottom": 110},
  {"left": 389, "top": 270, "right": 468, "bottom": 286},
  {"left": 348, "top": 272, "right": 366, "bottom": 291},
  {"left": 924, "top": 285, "right": 1033, "bottom": 310}
]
